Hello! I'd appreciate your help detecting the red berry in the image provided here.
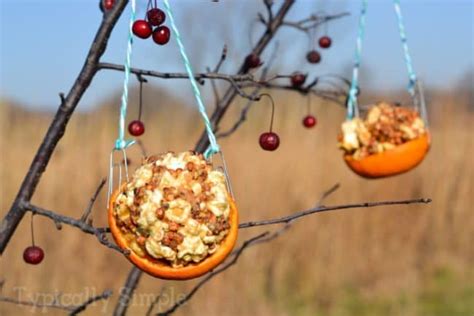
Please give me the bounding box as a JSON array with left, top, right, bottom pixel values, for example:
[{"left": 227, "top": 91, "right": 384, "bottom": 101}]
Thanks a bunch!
[
  {"left": 23, "top": 246, "right": 44, "bottom": 265},
  {"left": 291, "top": 72, "right": 306, "bottom": 87},
  {"left": 152, "top": 26, "right": 170, "bottom": 45},
  {"left": 245, "top": 53, "right": 261, "bottom": 69},
  {"left": 303, "top": 115, "right": 317, "bottom": 128},
  {"left": 128, "top": 120, "right": 145, "bottom": 136},
  {"left": 147, "top": 8, "right": 166, "bottom": 26},
  {"left": 259, "top": 132, "right": 280, "bottom": 151},
  {"left": 319, "top": 36, "right": 332, "bottom": 49},
  {"left": 132, "top": 20, "right": 152, "bottom": 39},
  {"left": 100, "top": 0, "right": 114, "bottom": 11},
  {"left": 306, "top": 50, "right": 321, "bottom": 64}
]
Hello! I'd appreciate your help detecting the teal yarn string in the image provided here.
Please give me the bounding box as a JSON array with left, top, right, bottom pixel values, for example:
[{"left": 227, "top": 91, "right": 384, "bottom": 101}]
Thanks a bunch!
[
  {"left": 115, "top": 0, "right": 136, "bottom": 150},
  {"left": 393, "top": 0, "right": 417, "bottom": 95},
  {"left": 163, "top": 0, "right": 220, "bottom": 159},
  {"left": 346, "top": 0, "right": 368, "bottom": 120}
]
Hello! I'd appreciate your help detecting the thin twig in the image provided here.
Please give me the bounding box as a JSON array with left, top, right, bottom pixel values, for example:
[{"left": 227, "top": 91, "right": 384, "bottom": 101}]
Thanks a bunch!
[
  {"left": 263, "top": 0, "right": 274, "bottom": 27},
  {"left": 315, "top": 183, "right": 340, "bottom": 207},
  {"left": 68, "top": 290, "right": 113, "bottom": 316},
  {"left": 213, "top": 44, "right": 228, "bottom": 73},
  {"left": 281, "top": 12, "right": 350, "bottom": 31},
  {"left": 23, "top": 202, "right": 128, "bottom": 255},
  {"left": 157, "top": 232, "right": 270, "bottom": 316},
  {"left": 113, "top": 267, "right": 143, "bottom": 316},
  {"left": 208, "top": 45, "right": 228, "bottom": 108},
  {"left": 207, "top": 66, "right": 221, "bottom": 108},
  {"left": 0, "top": 0, "right": 131, "bottom": 253},
  {"left": 239, "top": 198, "right": 432, "bottom": 229},
  {"left": 98, "top": 62, "right": 253, "bottom": 83},
  {"left": 145, "top": 287, "right": 166, "bottom": 316},
  {"left": 217, "top": 41, "right": 280, "bottom": 138},
  {"left": 80, "top": 178, "right": 106, "bottom": 222},
  {"left": 156, "top": 183, "right": 341, "bottom": 315}
]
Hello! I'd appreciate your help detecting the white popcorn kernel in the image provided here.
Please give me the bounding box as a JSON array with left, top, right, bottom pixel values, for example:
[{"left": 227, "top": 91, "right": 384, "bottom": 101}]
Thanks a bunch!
[
  {"left": 341, "top": 120, "right": 360, "bottom": 151},
  {"left": 134, "top": 166, "right": 153, "bottom": 187},
  {"left": 207, "top": 200, "right": 230, "bottom": 217},
  {"left": 203, "top": 235, "right": 217, "bottom": 244},
  {"left": 191, "top": 182, "right": 202, "bottom": 195},
  {"left": 116, "top": 203, "right": 130, "bottom": 222},
  {"left": 146, "top": 239, "right": 176, "bottom": 261},
  {"left": 177, "top": 236, "right": 208, "bottom": 262},
  {"left": 165, "top": 199, "right": 191, "bottom": 224},
  {"left": 150, "top": 190, "right": 163, "bottom": 205},
  {"left": 137, "top": 203, "right": 157, "bottom": 230},
  {"left": 366, "top": 106, "right": 382, "bottom": 124}
]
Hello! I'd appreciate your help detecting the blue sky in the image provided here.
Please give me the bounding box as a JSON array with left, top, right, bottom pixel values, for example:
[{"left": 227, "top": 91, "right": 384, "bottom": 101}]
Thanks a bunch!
[{"left": 0, "top": 0, "right": 472, "bottom": 111}]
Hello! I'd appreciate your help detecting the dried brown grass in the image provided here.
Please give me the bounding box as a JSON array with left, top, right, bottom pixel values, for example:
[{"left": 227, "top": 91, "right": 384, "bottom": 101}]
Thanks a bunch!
[{"left": 0, "top": 87, "right": 472, "bottom": 315}]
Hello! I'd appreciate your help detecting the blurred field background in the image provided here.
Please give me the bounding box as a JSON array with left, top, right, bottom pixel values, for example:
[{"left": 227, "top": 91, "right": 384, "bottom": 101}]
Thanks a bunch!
[
  {"left": 0, "top": 81, "right": 473, "bottom": 315},
  {"left": 1, "top": 1, "right": 473, "bottom": 314}
]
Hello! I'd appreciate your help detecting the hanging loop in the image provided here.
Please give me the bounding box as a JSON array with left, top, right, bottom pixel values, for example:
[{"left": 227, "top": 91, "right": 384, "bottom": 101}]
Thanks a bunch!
[
  {"left": 393, "top": 0, "right": 417, "bottom": 96},
  {"left": 346, "top": 0, "right": 368, "bottom": 120},
  {"left": 163, "top": 0, "right": 220, "bottom": 160},
  {"left": 114, "top": 0, "right": 137, "bottom": 150}
]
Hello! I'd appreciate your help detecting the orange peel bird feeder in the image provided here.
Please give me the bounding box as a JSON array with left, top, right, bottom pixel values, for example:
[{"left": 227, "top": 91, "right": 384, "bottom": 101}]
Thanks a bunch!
[
  {"left": 339, "top": 0, "right": 430, "bottom": 178},
  {"left": 107, "top": 0, "right": 237, "bottom": 280}
]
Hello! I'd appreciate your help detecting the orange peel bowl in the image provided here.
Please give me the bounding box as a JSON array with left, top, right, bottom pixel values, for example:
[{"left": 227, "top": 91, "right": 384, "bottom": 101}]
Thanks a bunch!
[
  {"left": 344, "top": 132, "right": 431, "bottom": 178},
  {"left": 108, "top": 185, "right": 239, "bottom": 280}
]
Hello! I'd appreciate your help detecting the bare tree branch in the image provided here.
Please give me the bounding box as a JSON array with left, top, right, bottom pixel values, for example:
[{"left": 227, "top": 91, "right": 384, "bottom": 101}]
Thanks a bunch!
[
  {"left": 145, "top": 287, "right": 167, "bottom": 316},
  {"left": 97, "top": 62, "right": 253, "bottom": 83},
  {"left": 113, "top": 267, "right": 143, "bottom": 316},
  {"left": 207, "top": 45, "right": 228, "bottom": 108},
  {"left": 217, "top": 42, "right": 280, "bottom": 138},
  {"left": 115, "top": 3, "right": 298, "bottom": 313},
  {"left": 97, "top": 61, "right": 348, "bottom": 104},
  {"left": 239, "top": 198, "right": 432, "bottom": 229},
  {"left": 68, "top": 290, "right": 113, "bottom": 316},
  {"left": 153, "top": 183, "right": 339, "bottom": 315},
  {"left": 281, "top": 12, "right": 350, "bottom": 31},
  {"left": 23, "top": 203, "right": 127, "bottom": 255},
  {"left": 157, "top": 232, "right": 270, "bottom": 316},
  {"left": 0, "top": 0, "right": 131, "bottom": 254},
  {"left": 80, "top": 178, "right": 106, "bottom": 222},
  {"left": 213, "top": 44, "right": 228, "bottom": 74},
  {"left": 0, "top": 2, "right": 430, "bottom": 316}
]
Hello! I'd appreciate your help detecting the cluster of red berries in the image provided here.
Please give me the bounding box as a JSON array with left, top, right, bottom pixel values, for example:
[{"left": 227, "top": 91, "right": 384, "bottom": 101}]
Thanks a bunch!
[
  {"left": 306, "top": 35, "right": 332, "bottom": 64},
  {"left": 132, "top": 7, "right": 170, "bottom": 45}
]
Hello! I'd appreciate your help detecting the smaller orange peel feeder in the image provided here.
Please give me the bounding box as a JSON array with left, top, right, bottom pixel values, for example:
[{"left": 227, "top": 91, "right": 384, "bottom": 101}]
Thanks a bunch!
[
  {"left": 108, "top": 151, "right": 238, "bottom": 280},
  {"left": 338, "top": 102, "right": 430, "bottom": 178}
]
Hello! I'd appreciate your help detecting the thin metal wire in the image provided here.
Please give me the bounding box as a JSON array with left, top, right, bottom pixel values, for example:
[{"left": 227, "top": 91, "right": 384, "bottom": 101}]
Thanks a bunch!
[{"left": 107, "top": 148, "right": 130, "bottom": 205}]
